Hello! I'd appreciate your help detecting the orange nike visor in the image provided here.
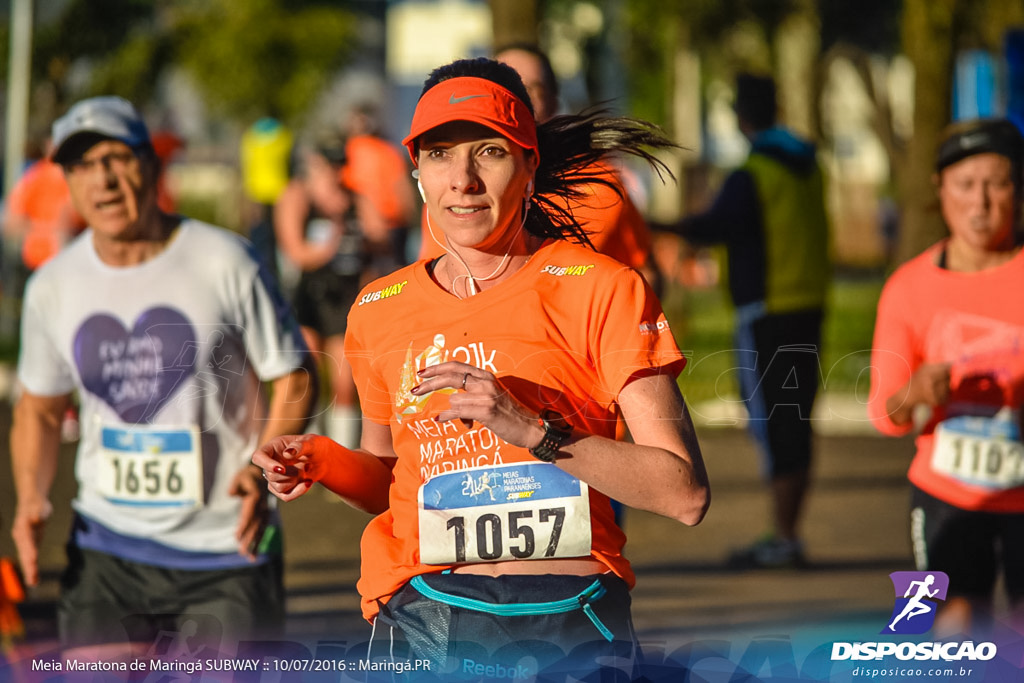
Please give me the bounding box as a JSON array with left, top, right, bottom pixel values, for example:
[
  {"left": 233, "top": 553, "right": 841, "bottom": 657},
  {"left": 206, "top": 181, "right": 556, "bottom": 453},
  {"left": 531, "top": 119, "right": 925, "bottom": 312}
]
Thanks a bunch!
[{"left": 402, "top": 76, "right": 538, "bottom": 164}]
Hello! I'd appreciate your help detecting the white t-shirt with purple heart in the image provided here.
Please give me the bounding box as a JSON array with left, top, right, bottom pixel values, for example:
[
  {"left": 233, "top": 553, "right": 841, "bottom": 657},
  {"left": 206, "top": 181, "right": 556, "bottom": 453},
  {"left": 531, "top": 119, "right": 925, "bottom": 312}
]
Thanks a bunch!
[{"left": 18, "top": 219, "right": 308, "bottom": 569}]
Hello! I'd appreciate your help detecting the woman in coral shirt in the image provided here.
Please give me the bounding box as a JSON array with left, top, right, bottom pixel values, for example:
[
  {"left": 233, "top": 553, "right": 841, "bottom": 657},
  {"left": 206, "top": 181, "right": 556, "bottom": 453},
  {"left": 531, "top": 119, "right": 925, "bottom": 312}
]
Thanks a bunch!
[{"left": 869, "top": 118, "right": 1024, "bottom": 636}]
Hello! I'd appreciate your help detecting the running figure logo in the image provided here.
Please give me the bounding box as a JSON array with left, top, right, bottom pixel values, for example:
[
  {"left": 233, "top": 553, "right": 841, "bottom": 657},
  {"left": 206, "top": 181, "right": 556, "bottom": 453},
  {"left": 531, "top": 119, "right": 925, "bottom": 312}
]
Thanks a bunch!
[
  {"left": 883, "top": 571, "right": 949, "bottom": 634},
  {"left": 462, "top": 471, "right": 498, "bottom": 501}
]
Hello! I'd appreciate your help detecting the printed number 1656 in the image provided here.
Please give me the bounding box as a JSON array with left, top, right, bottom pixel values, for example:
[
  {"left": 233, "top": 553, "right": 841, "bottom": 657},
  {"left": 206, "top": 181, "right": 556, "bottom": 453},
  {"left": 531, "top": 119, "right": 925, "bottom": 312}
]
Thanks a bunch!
[{"left": 111, "top": 457, "right": 184, "bottom": 495}]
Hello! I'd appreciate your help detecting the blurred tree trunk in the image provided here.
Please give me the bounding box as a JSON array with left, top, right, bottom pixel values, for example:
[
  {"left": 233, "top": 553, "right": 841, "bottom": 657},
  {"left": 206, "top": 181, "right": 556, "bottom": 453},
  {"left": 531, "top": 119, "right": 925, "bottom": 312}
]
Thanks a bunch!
[
  {"left": 895, "top": 0, "right": 957, "bottom": 265},
  {"left": 648, "top": 16, "right": 700, "bottom": 224},
  {"left": 490, "top": 0, "right": 539, "bottom": 48},
  {"left": 774, "top": 0, "right": 821, "bottom": 140}
]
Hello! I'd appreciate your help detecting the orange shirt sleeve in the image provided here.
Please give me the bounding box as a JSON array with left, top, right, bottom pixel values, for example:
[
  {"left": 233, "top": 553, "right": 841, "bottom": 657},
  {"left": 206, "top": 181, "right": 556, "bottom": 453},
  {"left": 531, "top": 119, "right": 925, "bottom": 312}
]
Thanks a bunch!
[
  {"left": 344, "top": 306, "right": 395, "bottom": 426},
  {"left": 587, "top": 263, "right": 685, "bottom": 400},
  {"left": 868, "top": 268, "right": 919, "bottom": 437}
]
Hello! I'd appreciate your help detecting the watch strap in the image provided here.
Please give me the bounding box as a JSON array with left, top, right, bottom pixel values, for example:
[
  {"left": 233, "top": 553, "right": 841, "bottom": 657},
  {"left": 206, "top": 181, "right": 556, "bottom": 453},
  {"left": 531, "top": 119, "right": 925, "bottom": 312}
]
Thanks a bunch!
[{"left": 529, "top": 410, "right": 572, "bottom": 462}]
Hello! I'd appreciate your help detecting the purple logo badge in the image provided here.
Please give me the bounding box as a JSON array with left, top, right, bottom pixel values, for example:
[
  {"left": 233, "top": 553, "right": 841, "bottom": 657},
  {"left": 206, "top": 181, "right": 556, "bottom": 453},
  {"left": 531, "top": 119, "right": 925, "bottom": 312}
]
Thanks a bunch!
[
  {"left": 74, "top": 307, "right": 196, "bottom": 423},
  {"left": 882, "top": 571, "right": 949, "bottom": 634}
]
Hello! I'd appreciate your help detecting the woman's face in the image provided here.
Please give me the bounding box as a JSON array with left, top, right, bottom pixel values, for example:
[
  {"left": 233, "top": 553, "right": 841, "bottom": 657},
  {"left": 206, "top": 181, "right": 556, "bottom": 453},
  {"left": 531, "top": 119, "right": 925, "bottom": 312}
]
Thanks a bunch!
[
  {"left": 938, "top": 152, "right": 1018, "bottom": 252},
  {"left": 417, "top": 121, "right": 537, "bottom": 251}
]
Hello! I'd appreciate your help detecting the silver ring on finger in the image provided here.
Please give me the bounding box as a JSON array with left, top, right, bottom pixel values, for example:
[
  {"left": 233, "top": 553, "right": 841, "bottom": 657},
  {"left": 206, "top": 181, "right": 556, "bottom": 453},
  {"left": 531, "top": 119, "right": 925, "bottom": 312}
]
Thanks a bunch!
[{"left": 462, "top": 372, "right": 469, "bottom": 389}]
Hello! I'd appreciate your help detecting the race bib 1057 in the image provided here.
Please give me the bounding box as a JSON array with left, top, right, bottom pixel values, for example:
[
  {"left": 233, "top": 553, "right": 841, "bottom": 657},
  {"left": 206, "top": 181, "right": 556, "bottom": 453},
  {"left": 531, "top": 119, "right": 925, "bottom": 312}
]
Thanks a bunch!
[{"left": 417, "top": 462, "right": 591, "bottom": 565}]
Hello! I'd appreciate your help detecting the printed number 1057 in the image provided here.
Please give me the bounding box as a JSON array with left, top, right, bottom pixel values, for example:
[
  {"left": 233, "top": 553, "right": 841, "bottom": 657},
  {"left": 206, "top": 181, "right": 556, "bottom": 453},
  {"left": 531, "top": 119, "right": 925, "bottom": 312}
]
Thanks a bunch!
[{"left": 446, "top": 507, "right": 566, "bottom": 562}]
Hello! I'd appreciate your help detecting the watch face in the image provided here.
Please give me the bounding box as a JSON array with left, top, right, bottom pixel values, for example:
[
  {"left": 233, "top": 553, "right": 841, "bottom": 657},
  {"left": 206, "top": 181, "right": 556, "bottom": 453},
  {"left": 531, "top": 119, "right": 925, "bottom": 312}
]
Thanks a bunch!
[{"left": 541, "top": 410, "right": 571, "bottom": 432}]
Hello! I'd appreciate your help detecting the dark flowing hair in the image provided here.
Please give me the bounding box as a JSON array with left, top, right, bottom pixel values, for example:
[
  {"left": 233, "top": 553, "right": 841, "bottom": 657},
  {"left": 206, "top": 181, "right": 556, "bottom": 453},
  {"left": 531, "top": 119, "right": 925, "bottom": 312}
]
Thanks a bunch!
[{"left": 417, "top": 58, "right": 678, "bottom": 247}]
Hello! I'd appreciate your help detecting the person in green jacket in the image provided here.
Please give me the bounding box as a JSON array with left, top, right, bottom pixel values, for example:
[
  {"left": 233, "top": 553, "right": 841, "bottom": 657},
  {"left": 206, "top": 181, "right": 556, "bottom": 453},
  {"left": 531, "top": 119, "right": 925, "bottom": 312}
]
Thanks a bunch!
[{"left": 664, "top": 73, "right": 831, "bottom": 568}]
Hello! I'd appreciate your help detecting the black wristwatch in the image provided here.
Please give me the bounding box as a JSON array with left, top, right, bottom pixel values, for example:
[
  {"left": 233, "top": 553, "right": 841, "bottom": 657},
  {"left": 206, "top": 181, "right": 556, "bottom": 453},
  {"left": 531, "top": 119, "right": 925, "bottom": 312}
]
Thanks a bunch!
[{"left": 529, "top": 410, "right": 573, "bottom": 462}]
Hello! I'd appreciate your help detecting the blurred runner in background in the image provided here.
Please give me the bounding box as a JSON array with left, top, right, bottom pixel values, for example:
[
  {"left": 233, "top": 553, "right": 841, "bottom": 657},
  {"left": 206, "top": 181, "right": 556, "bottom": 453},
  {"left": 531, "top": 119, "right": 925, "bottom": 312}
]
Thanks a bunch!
[
  {"left": 11, "top": 96, "right": 315, "bottom": 657},
  {"left": 275, "top": 140, "right": 368, "bottom": 449},
  {"left": 3, "top": 137, "right": 85, "bottom": 278},
  {"left": 341, "top": 103, "right": 418, "bottom": 273},
  {"left": 869, "top": 118, "right": 1024, "bottom": 636},
  {"left": 240, "top": 116, "right": 295, "bottom": 281},
  {"left": 3, "top": 137, "right": 88, "bottom": 444},
  {"left": 660, "top": 73, "right": 831, "bottom": 569}
]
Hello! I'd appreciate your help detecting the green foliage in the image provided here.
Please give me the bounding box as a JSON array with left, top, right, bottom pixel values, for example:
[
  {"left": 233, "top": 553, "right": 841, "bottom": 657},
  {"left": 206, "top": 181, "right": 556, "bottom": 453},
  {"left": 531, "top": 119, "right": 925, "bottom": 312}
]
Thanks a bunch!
[
  {"left": 30, "top": 0, "right": 155, "bottom": 102},
  {"left": 819, "top": 277, "right": 883, "bottom": 396},
  {"left": 19, "top": 0, "right": 357, "bottom": 128},
  {"left": 88, "top": 33, "right": 172, "bottom": 104},
  {"left": 819, "top": 0, "right": 901, "bottom": 54},
  {"left": 169, "top": 0, "right": 356, "bottom": 126},
  {"left": 621, "top": 0, "right": 903, "bottom": 130},
  {"left": 34, "top": 0, "right": 154, "bottom": 64},
  {"left": 622, "top": 0, "right": 785, "bottom": 128},
  {"left": 0, "top": 22, "right": 8, "bottom": 82}
]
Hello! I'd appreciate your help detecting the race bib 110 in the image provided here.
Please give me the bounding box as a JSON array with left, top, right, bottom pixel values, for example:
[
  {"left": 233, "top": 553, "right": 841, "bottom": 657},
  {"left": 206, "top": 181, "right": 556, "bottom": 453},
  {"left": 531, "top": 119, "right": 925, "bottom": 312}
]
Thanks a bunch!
[{"left": 932, "top": 409, "right": 1024, "bottom": 490}]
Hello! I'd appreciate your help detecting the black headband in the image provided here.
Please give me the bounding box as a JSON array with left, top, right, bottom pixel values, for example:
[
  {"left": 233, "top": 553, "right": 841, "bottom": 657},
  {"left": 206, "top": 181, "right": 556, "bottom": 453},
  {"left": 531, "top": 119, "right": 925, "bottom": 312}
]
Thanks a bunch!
[{"left": 935, "top": 119, "right": 1023, "bottom": 173}]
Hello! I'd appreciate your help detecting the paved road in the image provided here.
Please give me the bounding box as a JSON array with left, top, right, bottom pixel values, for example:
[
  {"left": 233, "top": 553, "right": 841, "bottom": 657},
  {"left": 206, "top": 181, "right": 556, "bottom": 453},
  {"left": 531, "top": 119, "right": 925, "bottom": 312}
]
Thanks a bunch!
[
  {"left": 0, "top": 402, "right": 923, "bottom": 654},
  {"left": 11, "top": 410, "right": 1022, "bottom": 680}
]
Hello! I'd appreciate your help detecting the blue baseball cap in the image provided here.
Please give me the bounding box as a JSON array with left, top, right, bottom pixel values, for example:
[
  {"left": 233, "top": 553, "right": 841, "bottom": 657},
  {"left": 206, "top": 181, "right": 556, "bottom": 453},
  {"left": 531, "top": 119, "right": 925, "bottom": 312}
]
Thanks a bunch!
[{"left": 51, "top": 96, "right": 151, "bottom": 164}]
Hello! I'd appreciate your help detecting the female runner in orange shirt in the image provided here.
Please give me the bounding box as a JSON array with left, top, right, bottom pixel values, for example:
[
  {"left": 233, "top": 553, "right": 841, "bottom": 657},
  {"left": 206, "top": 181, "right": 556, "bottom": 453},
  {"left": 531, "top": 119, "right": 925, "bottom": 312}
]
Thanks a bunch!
[{"left": 252, "top": 57, "right": 709, "bottom": 678}]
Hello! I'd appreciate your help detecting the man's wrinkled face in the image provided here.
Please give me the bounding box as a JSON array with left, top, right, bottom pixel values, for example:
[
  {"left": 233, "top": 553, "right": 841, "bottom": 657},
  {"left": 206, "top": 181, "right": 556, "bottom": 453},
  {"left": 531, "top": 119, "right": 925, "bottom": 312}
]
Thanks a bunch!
[{"left": 63, "top": 139, "right": 158, "bottom": 241}]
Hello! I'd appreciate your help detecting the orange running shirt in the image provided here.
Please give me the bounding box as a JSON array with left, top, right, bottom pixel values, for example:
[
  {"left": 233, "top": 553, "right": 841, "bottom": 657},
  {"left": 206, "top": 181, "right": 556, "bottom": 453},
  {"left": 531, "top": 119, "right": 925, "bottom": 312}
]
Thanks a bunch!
[
  {"left": 6, "top": 159, "right": 82, "bottom": 269},
  {"left": 868, "top": 242, "right": 1024, "bottom": 512},
  {"left": 342, "top": 135, "right": 411, "bottom": 228},
  {"left": 345, "top": 239, "right": 685, "bottom": 620},
  {"left": 418, "top": 165, "right": 651, "bottom": 269},
  {"left": 558, "top": 165, "right": 651, "bottom": 269}
]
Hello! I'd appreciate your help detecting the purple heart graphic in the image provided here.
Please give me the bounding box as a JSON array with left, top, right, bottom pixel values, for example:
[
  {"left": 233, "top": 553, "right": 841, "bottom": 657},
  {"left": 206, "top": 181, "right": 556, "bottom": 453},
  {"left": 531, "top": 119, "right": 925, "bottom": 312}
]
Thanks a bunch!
[{"left": 74, "top": 307, "right": 196, "bottom": 423}]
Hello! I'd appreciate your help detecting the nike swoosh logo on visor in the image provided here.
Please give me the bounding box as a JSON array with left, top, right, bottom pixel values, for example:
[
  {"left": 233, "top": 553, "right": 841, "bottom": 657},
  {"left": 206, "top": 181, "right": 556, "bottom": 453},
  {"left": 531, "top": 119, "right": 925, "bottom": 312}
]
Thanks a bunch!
[{"left": 449, "top": 94, "right": 488, "bottom": 104}]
